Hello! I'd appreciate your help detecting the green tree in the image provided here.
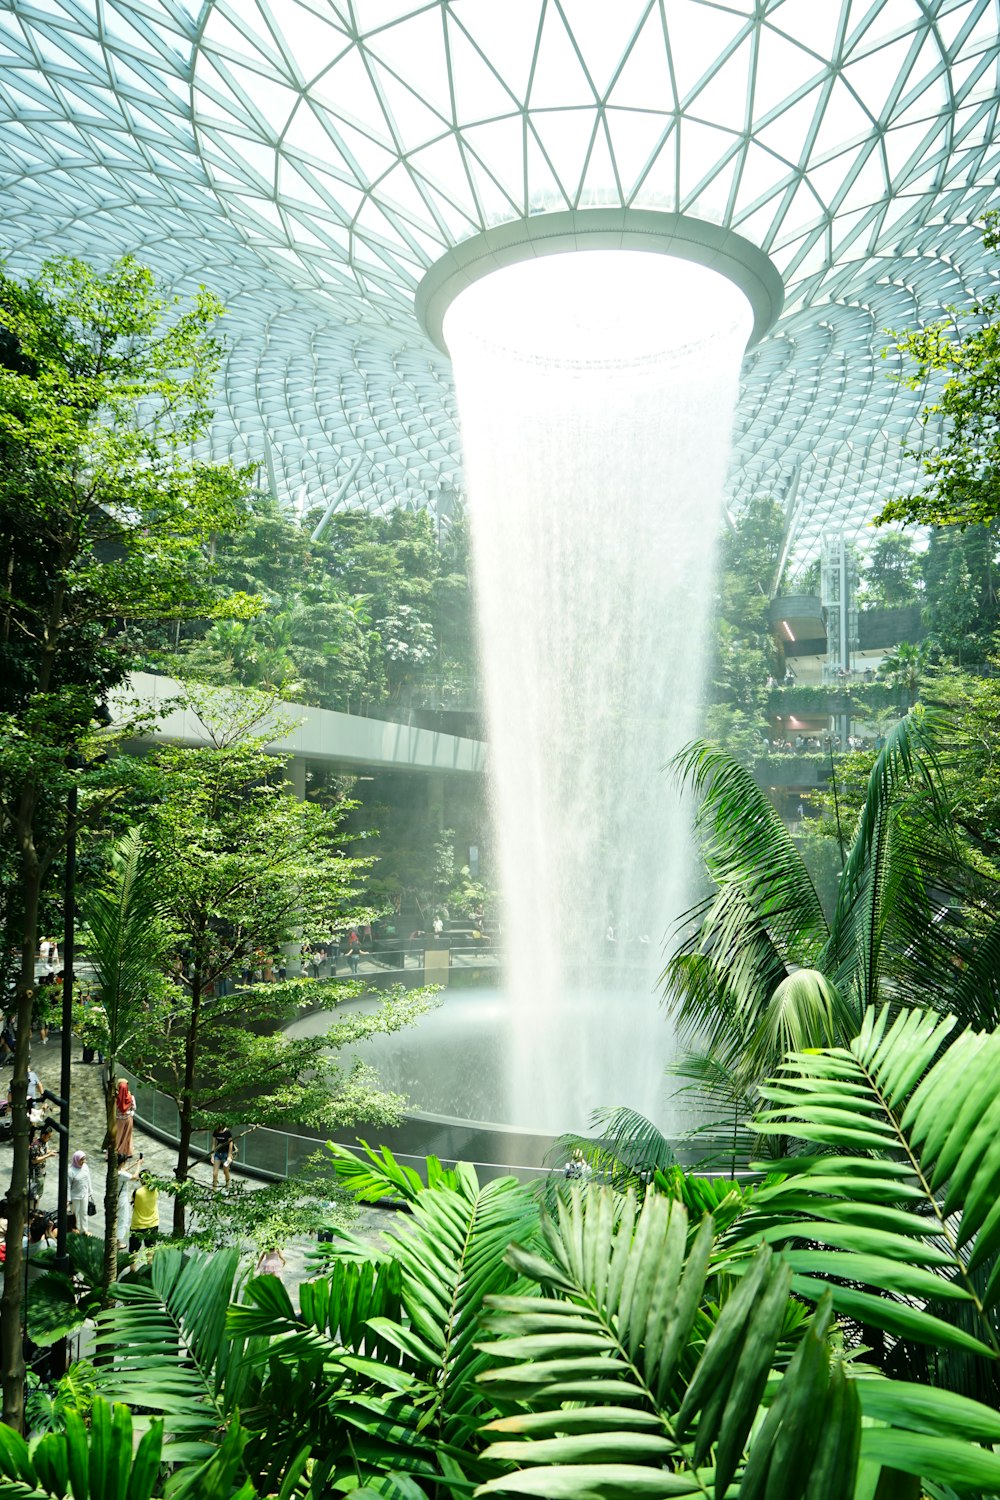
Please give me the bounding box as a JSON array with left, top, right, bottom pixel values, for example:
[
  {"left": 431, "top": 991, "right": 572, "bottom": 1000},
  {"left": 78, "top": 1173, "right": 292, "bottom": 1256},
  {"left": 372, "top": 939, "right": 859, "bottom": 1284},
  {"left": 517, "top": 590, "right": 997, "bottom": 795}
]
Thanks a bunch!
[
  {"left": 706, "top": 499, "right": 784, "bottom": 764},
  {"left": 878, "top": 640, "right": 934, "bottom": 709},
  {"left": 0, "top": 254, "right": 252, "bottom": 1429},
  {"left": 857, "top": 528, "right": 921, "bottom": 608},
  {"left": 663, "top": 715, "right": 1000, "bottom": 1101},
  {"left": 124, "top": 690, "right": 431, "bottom": 1234},
  {"left": 876, "top": 213, "right": 1000, "bottom": 529},
  {"left": 80, "top": 830, "right": 173, "bottom": 1290}
]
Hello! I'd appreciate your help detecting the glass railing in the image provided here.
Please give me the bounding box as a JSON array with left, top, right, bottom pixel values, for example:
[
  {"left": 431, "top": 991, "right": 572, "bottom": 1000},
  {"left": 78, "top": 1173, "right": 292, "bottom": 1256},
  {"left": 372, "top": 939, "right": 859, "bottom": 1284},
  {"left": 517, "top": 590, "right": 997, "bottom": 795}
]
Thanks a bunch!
[{"left": 120, "top": 1068, "right": 554, "bottom": 1184}]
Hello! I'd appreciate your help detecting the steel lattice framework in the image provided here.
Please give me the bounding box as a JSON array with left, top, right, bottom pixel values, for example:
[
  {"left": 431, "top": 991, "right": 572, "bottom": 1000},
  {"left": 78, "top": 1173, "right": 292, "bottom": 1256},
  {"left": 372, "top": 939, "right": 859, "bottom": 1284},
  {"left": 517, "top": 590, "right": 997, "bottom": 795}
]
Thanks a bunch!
[{"left": 1, "top": 0, "right": 998, "bottom": 566}]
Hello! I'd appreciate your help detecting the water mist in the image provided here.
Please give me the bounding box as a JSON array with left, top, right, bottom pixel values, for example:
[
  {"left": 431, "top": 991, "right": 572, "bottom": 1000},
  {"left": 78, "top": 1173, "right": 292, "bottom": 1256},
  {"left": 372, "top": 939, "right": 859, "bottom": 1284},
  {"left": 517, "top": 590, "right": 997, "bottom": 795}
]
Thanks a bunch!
[{"left": 444, "top": 251, "right": 751, "bottom": 1134}]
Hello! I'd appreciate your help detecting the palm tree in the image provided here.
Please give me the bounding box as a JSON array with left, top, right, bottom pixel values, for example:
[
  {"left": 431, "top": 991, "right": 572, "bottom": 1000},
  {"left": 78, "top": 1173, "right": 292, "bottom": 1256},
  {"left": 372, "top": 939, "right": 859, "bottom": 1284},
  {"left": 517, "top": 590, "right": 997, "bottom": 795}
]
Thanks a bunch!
[
  {"left": 878, "top": 639, "right": 933, "bottom": 708},
  {"left": 663, "top": 713, "right": 1000, "bottom": 1100},
  {"left": 81, "top": 829, "right": 171, "bottom": 1289}
]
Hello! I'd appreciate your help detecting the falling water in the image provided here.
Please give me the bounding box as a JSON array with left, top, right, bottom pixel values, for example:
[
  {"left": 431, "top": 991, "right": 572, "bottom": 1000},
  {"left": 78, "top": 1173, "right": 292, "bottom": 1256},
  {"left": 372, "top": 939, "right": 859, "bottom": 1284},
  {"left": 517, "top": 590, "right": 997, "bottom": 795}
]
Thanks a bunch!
[{"left": 444, "top": 252, "right": 751, "bottom": 1134}]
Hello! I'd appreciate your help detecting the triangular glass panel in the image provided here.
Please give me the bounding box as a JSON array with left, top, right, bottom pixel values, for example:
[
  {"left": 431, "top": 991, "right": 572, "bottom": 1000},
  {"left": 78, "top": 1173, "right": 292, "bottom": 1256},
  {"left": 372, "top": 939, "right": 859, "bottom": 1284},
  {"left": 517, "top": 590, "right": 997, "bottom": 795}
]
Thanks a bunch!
[
  {"left": 278, "top": 157, "right": 338, "bottom": 213},
  {"left": 687, "top": 38, "right": 751, "bottom": 130},
  {"left": 808, "top": 79, "right": 874, "bottom": 161},
  {"left": 753, "top": 25, "right": 827, "bottom": 117},
  {"left": 685, "top": 151, "right": 740, "bottom": 221},
  {"left": 771, "top": 177, "right": 824, "bottom": 246},
  {"left": 214, "top": 131, "right": 274, "bottom": 189},
  {"left": 229, "top": 60, "right": 301, "bottom": 132},
  {"left": 605, "top": 107, "right": 671, "bottom": 199},
  {"left": 606, "top": 6, "right": 675, "bottom": 113},
  {"left": 578, "top": 116, "right": 621, "bottom": 203},
  {"left": 530, "top": 106, "right": 599, "bottom": 199},
  {"left": 753, "top": 88, "right": 824, "bottom": 166},
  {"left": 732, "top": 140, "right": 792, "bottom": 209},
  {"left": 373, "top": 161, "right": 439, "bottom": 231},
  {"left": 366, "top": 8, "right": 453, "bottom": 120},
  {"left": 835, "top": 146, "right": 889, "bottom": 216},
  {"left": 678, "top": 118, "right": 739, "bottom": 208},
  {"left": 528, "top": 4, "right": 594, "bottom": 109},
  {"left": 370, "top": 61, "right": 448, "bottom": 150},
  {"left": 282, "top": 104, "right": 360, "bottom": 182},
  {"left": 803, "top": 151, "right": 864, "bottom": 211},
  {"left": 462, "top": 115, "right": 528, "bottom": 207},
  {"left": 443, "top": 13, "right": 519, "bottom": 122},
  {"left": 273, "top": 2, "right": 349, "bottom": 81},
  {"left": 312, "top": 46, "right": 381, "bottom": 129},
  {"left": 446, "top": 0, "right": 540, "bottom": 106},
  {"left": 666, "top": 0, "right": 751, "bottom": 106},
  {"left": 564, "top": 3, "right": 652, "bottom": 99},
  {"left": 883, "top": 118, "right": 937, "bottom": 182},
  {"left": 459, "top": 137, "right": 523, "bottom": 224},
  {"left": 330, "top": 115, "right": 400, "bottom": 185},
  {"left": 524, "top": 120, "right": 571, "bottom": 212},
  {"left": 630, "top": 124, "right": 677, "bottom": 209},
  {"left": 842, "top": 37, "right": 918, "bottom": 123},
  {"left": 200, "top": 5, "right": 270, "bottom": 67}
]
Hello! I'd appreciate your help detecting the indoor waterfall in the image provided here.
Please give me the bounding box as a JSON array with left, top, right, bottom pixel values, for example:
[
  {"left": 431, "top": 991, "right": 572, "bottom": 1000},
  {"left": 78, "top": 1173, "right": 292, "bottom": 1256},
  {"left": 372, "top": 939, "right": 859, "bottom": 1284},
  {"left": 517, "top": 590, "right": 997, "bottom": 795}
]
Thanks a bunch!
[{"left": 444, "top": 251, "right": 752, "bottom": 1134}]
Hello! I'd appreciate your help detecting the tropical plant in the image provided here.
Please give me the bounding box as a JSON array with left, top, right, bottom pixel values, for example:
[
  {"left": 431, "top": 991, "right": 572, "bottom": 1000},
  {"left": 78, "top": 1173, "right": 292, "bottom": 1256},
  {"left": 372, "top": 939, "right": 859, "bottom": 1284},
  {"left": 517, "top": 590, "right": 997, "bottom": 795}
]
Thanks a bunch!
[
  {"left": 475, "top": 1182, "right": 1000, "bottom": 1500},
  {"left": 81, "top": 827, "right": 174, "bottom": 1287},
  {"left": 0, "top": 1395, "right": 255, "bottom": 1500},
  {"left": 730, "top": 1005, "right": 1000, "bottom": 1407},
  {"left": 227, "top": 1142, "right": 541, "bottom": 1497},
  {"left": 0, "top": 251, "right": 253, "bottom": 1429},
  {"left": 663, "top": 713, "right": 1000, "bottom": 1109},
  {"left": 878, "top": 640, "right": 935, "bottom": 709},
  {"left": 90, "top": 1245, "right": 254, "bottom": 1467}
]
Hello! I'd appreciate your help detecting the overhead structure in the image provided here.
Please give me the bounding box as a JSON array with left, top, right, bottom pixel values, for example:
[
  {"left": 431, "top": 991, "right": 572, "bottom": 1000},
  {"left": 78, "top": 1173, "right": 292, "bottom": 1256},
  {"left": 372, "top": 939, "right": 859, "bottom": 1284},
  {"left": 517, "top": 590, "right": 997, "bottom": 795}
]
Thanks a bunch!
[{"left": 0, "top": 0, "right": 998, "bottom": 567}]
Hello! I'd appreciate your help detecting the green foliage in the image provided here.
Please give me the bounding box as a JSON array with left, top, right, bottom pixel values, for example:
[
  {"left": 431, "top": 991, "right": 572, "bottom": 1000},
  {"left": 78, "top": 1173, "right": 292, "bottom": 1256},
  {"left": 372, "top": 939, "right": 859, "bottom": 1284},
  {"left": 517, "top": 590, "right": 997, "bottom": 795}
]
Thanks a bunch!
[
  {"left": 665, "top": 714, "right": 1000, "bottom": 1102},
  {"left": 0, "top": 251, "right": 253, "bottom": 1429},
  {"left": 92, "top": 1245, "right": 252, "bottom": 1462},
  {"left": 165, "top": 496, "right": 477, "bottom": 717},
  {"left": 875, "top": 214, "right": 1000, "bottom": 529},
  {"left": 856, "top": 529, "right": 922, "bottom": 608},
  {"left": 229, "top": 1147, "right": 542, "bottom": 1497},
  {"left": 707, "top": 500, "right": 784, "bottom": 761},
  {"left": 733, "top": 1005, "right": 1000, "bottom": 1413}
]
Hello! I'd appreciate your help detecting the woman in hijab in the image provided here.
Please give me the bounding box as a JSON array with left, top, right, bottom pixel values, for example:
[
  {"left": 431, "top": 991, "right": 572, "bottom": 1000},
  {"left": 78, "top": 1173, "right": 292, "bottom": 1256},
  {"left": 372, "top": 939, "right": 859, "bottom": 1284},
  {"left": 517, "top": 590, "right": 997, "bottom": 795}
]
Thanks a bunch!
[
  {"left": 67, "top": 1150, "right": 92, "bottom": 1233},
  {"left": 115, "top": 1078, "right": 135, "bottom": 1160}
]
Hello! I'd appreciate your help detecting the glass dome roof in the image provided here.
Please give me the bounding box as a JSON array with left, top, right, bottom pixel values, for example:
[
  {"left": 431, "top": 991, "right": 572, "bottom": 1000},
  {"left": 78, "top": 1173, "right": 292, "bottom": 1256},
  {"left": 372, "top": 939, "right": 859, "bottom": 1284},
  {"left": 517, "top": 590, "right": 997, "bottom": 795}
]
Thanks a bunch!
[{"left": 1, "top": 0, "right": 998, "bottom": 567}]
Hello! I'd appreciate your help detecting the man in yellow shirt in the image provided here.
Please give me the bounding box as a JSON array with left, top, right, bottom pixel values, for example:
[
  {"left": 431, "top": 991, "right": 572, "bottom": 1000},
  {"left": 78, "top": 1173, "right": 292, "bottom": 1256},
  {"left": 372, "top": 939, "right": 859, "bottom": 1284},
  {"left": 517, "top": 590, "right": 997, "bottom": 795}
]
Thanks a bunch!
[{"left": 129, "top": 1171, "right": 160, "bottom": 1253}]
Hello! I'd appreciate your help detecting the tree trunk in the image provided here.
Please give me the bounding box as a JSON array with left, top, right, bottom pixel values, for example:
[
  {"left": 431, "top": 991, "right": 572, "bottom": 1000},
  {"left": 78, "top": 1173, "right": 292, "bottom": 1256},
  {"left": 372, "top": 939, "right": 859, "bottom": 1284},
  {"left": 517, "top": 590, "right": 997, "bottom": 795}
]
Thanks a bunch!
[
  {"left": 172, "top": 975, "right": 203, "bottom": 1237},
  {"left": 1, "top": 819, "right": 40, "bottom": 1431},
  {"left": 101, "top": 1071, "right": 119, "bottom": 1293}
]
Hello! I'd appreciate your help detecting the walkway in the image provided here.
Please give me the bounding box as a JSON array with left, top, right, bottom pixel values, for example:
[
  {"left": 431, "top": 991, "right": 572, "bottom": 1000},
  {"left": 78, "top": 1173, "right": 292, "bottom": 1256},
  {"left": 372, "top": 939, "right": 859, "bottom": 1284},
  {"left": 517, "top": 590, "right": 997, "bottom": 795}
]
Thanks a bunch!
[{"left": 5, "top": 1043, "right": 394, "bottom": 1304}]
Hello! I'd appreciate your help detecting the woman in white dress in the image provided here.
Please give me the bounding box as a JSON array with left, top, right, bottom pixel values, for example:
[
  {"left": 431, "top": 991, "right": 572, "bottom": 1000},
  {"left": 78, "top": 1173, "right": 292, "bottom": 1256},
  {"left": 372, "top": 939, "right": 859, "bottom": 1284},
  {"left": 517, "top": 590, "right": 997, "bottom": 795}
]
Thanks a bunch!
[{"left": 67, "top": 1150, "right": 92, "bottom": 1233}]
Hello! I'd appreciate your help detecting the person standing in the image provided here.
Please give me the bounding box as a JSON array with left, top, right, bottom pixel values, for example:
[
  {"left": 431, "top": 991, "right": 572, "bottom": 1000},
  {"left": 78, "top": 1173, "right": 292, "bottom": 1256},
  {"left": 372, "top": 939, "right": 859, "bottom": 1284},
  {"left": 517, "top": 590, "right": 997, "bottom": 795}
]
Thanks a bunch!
[
  {"left": 115, "top": 1078, "right": 135, "bottom": 1160},
  {"left": 129, "top": 1171, "right": 160, "bottom": 1254},
  {"left": 117, "top": 1158, "right": 141, "bottom": 1249},
  {"left": 67, "top": 1150, "right": 93, "bottom": 1233},
  {"left": 28, "top": 1123, "right": 56, "bottom": 1210},
  {"left": 255, "top": 1244, "right": 286, "bottom": 1278},
  {"left": 211, "top": 1121, "right": 235, "bottom": 1190}
]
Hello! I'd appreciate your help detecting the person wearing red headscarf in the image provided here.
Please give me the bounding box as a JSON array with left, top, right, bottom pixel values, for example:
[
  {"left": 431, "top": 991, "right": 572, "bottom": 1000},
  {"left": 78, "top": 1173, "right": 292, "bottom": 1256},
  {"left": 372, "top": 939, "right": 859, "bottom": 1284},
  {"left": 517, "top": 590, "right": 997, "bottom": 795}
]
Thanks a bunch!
[{"left": 115, "top": 1078, "right": 135, "bottom": 1160}]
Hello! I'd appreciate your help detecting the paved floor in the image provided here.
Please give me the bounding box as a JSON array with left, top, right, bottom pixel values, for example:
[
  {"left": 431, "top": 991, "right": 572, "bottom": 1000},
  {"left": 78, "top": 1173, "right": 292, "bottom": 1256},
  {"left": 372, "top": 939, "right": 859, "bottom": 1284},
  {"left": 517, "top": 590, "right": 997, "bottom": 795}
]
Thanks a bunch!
[{"left": 4, "top": 1040, "right": 398, "bottom": 1304}]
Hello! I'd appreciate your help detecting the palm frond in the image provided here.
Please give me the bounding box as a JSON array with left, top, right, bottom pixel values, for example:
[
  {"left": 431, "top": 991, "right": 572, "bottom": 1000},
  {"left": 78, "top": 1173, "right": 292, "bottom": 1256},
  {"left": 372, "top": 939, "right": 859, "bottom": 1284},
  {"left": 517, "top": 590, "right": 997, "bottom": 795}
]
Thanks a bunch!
[
  {"left": 825, "top": 712, "right": 970, "bottom": 1013},
  {"left": 327, "top": 1138, "right": 475, "bottom": 1206},
  {"left": 571, "top": 1106, "right": 676, "bottom": 1191},
  {"left": 668, "top": 738, "right": 829, "bottom": 960},
  {"left": 476, "top": 1189, "right": 853, "bottom": 1500},
  {"left": 949, "top": 906, "right": 1000, "bottom": 1030},
  {"left": 92, "top": 1247, "right": 251, "bottom": 1460},
  {"left": 734, "top": 1006, "right": 1000, "bottom": 1391},
  {"left": 81, "top": 827, "right": 172, "bottom": 1047}
]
